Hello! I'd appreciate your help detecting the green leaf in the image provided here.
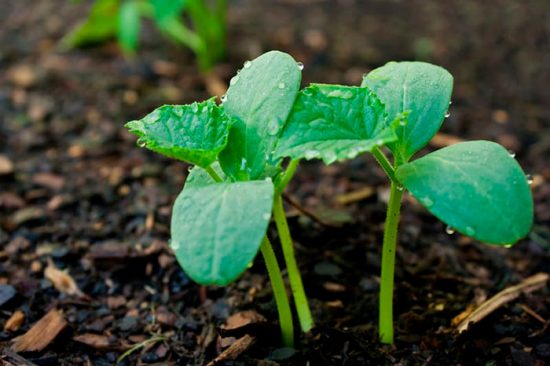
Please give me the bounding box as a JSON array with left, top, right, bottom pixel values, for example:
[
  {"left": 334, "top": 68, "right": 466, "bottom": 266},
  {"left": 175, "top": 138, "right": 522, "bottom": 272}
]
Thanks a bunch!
[
  {"left": 171, "top": 179, "right": 274, "bottom": 285},
  {"left": 118, "top": 0, "right": 141, "bottom": 53},
  {"left": 218, "top": 51, "right": 302, "bottom": 181},
  {"left": 125, "top": 98, "right": 232, "bottom": 168},
  {"left": 396, "top": 141, "right": 533, "bottom": 245},
  {"left": 150, "top": 0, "right": 187, "bottom": 26},
  {"left": 275, "top": 84, "right": 396, "bottom": 164},
  {"left": 362, "top": 61, "right": 453, "bottom": 163},
  {"left": 60, "top": 0, "right": 119, "bottom": 49}
]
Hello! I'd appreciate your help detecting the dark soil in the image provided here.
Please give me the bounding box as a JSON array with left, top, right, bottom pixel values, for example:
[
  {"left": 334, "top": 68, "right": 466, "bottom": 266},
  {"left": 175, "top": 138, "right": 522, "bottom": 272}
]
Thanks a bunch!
[{"left": 1, "top": 0, "right": 549, "bottom": 365}]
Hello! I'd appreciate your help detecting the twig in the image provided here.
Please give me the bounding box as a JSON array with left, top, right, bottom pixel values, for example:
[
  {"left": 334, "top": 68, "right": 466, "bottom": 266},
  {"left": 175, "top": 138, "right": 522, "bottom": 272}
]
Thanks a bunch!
[
  {"left": 283, "top": 193, "right": 339, "bottom": 228},
  {"left": 455, "top": 273, "right": 549, "bottom": 333}
]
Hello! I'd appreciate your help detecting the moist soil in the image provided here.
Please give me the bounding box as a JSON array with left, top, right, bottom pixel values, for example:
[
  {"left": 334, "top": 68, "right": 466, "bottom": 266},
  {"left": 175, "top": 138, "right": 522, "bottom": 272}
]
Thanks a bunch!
[{"left": 1, "top": 0, "right": 549, "bottom": 365}]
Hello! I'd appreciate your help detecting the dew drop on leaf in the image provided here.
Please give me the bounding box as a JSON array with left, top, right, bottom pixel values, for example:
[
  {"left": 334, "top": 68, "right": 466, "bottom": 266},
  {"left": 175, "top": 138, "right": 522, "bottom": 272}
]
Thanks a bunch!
[
  {"left": 267, "top": 119, "right": 280, "bottom": 135},
  {"left": 526, "top": 174, "right": 533, "bottom": 185},
  {"left": 137, "top": 139, "right": 147, "bottom": 148},
  {"left": 465, "top": 226, "right": 476, "bottom": 236},
  {"left": 508, "top": 150, "right": 515, "bottom": 158},
  {"left": 190, "top": 103, "right": 198, "bottom": 113},
  {"left": 278, "top": 82, "right": 286, "bottom": 89},
  {"left": 445, "top": 226, "right": 455, "bottom": 234},
  {"left": 396, "top": 185, "right": 404, "bottom": 192},
  {"left": 445, "top": 111, "right": 451, "bottom": 118},
  {"left": 170, "top": 240, "right": 180, "bottom": 251},
  {"left": 221, "top": 94, "right": 227, "bottom": 103},
  {"left": 304, "top": 150, "right": 319, "bottom": 159},
  {"left": 243, "top": 60, "right": 252, "bottom": 69},
  {"left": 296, "top": 62, "right": 304, "bottom": 70},
  {"left": 504, "top": 243, "right": 513, "bottom": 248},
  {"left": 376, "top": 139, "right": 384, "bottom": 146},
  {"left": 399, "top": 119, "right": 406, "bottom": 126},
  {"left": 230, "top": 75, "right": 240, "bottom": 86},
  {"left": 420, "top": 196, "right": 434, "bottom": 207},
  {"left": 262, "top": 213, "right": 271, "bottom": 220},
  {"left": 449, "top": 100, "right": 453, "bottom": 105}
]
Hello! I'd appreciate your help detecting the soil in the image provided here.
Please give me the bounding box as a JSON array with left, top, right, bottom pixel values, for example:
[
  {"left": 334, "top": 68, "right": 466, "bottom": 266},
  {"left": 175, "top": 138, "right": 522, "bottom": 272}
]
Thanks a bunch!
[{"left": 1, "top": 0, "right": 549, "bottom": 365}]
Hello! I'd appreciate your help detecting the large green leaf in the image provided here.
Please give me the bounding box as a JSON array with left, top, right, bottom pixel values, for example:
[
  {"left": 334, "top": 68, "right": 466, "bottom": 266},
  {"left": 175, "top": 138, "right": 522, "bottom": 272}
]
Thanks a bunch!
[
  {"left": 218, "top": 51, "right": 302, "bottom": 181},
  {"left": 125, "top": 98, "right": 232, "bottom": 168},
  {"left": 118, "top": 0, "right": 141, "bottom": 53},
  {"left": 171, "top": 179, "right": 274, "bottom": 285},
  {"left": 275, "top": 84, "right": 397, "bottom": 164},
  {"left": 396, "top": 141, "right": 533, "bottom": 245},
  {"left": 362, "top": 61, "right": 453, "bottom": 163}
]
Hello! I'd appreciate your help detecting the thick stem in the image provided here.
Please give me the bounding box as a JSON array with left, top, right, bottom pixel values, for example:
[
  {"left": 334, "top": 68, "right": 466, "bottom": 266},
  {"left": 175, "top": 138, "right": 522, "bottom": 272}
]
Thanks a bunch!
[
  {"left": 260, "top": 237, "right": 294, "bottom": 346},
  {"left": 379, "top": 181, "right": 404, "bottom": 344},
  {"left": 272, "top": 194, "right": 314, "bottom": 332}
]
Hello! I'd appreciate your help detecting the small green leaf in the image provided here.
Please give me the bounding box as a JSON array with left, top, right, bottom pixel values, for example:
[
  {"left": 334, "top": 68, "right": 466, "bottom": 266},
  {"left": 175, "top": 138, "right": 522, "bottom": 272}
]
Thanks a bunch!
[
  {"left": 396, "top": 141, "right": 533, "bottom": 245},
  {"left": 150, "top": 0, "right": 187, "bottom": 26},
  {"left": 125, "top": 98, "right": 232, "bottom": 168},
  {"left": 60, "top": 0, "right": 119, "bottom": 49},
  {"left": 219, "top": 51, "right": 302, "bottom": 181},
  {"left": 118, "top": 0, "right": 141, "bottom": 53},
  {"left": 362, "top": 61, "right": 453, "bottom": 163},
  {"left": 171, "top": 179, "right": 274, "bottom": 285},
  {"left": 275, "top": 84, "right": 396, "bottom": 164}
]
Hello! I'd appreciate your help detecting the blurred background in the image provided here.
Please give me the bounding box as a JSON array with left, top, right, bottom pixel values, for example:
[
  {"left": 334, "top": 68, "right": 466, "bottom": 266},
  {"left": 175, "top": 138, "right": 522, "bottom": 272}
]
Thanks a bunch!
[{"left": 0, "top": 0, "right": 549, "bottom": 364}]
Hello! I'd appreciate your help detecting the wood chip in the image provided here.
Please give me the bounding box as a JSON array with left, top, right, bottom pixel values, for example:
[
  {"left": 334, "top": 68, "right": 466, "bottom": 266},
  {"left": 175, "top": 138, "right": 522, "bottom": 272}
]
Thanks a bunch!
[
  {"left": 4, "top": 310, "right": 25, "bottom": 332},
  {"left": 11, "top": 308, "right": 67, "bottom": 352},
  {"left": 429, "top": 132, "right": 464, "bottom": 148},
  {"left": 73, "top": 333, "right": 114, "bottom": 349},
  {"left": 44, "top": 259, "right": 86, "bottom": 298},
  {"left": 455, "top": 273, "right": 549, "bottom": 333},
  {"left": 206, "top": 335, "right": 255, "bottom": 366},
  {"left": 334, "top": 186, "right": 375, "bottom": 205},
  {"left": 0, "top": 349, "right": 39, "bottom": 366},
  {"left": 221, "top": 311, "right": 266, "bottom": 331},
  {"left": 0, "top": 155, "right": 14, "bottom": 175}
]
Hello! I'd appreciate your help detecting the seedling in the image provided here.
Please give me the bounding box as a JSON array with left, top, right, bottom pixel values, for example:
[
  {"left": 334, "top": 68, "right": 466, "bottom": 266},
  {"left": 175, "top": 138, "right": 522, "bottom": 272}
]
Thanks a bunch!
[
  {"left": 126, "top": 51, "right": 314, "bottom": 346},
  {"left": 275, "top": 61, "right": 534, "bottom": 344},
  {"left": 62, "top": 0, "right": 226, "bottom": 71}
]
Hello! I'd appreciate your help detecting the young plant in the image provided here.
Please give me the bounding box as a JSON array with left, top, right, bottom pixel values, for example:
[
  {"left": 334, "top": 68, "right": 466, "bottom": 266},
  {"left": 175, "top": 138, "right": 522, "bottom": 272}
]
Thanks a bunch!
[
  {"left": 125, "top": 51, "right": 314, "bottom": 346},
  {"left": 275, "top": 61, "right": 534, "bottom": 344},
  {"left": 62, "top": 0, "right": 226, "bottom": 72}
]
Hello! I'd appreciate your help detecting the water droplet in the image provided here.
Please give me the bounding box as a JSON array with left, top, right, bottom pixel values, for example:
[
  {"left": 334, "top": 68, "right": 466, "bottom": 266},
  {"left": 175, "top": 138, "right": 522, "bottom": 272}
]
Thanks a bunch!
[
  {"left": 304, "top": 150, "right": 319, "bottom": 159},
  {"left": 264, "top": 177, "right": 272, "bottom": 182},
  {"left": 399, "top": 119, "right": 406, "bottom": 126},
  {"left": 296, "top": 62, "right": 304, "bottom": 70},
  {"left": 243, "top": 60, "right": 252, "bottom": 69},
  {"left": 324, "top": 151, "right": 337, "bottom": 164},
  {"left": 221, "top": 94, "right": 227, "bottom": 103},
  {"left": 262, "top": 213, "right": 271, "bottom": 220},
  {"left": 526, "top": 174, "right": 533, "bottom": 185},
  {"left": 278, "top": 82, "right": 286, "bottom": 89},
  {"left": 420, "top": 197, "right": 434, "bottom": 207},
  {"left": 137, "top": 139, "right": 147, "bottom": 148},
  {"left": 396, "top": 185, "right": 404, "bottom": 192},
  {"left": 465, "top": 226, "right": 475, "bottom": 236},
  {"left": 445, "top": 111, "right": 451, "bottom": 118},
  {"left": 446, "top": 226, "right": 455, "bottom": 235},
  {"left": 508, "top": 150, "right": 515, "bottom": 158},
  {"left": 327, "top": 89, "right": 353, "bottom": 99},
  {"left": 230, "top": 75, "right": 240, "bottom": 86},
  {"left": 267, "top": 119, "right": 280, "bottom": 135},
  {"left": 170, "top": 240, "right": 180, "bottom": 251},
  {"left": 187, "top": 166, "right": 193, "bottom": 172},
  {"left": 449, "top": 100, "right": 453, "bottom": 105},
  {"left": 362, "top": 73, "right": 368, "bottom": 79},
  {"left": 240, "top": 158, "right": 247, "bottom": 171},
  {"left": 504, "top": 243, "right": 513, "bottom": 248},
  {"left": 190, "top": 103, "right": 199, "bottom": 113},
  {"left": 376, "top": 139, "right": 384, "bottom": 146}
]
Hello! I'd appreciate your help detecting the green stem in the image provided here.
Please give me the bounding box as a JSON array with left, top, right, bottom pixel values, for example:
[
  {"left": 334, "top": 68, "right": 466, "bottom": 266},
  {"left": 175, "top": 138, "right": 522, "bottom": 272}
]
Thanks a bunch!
[
  {"left": 260, "top": 237, "right": 294, "bottom": 346},
  {"left": 275, "top": 159, "right": 299, "bottom": 195},
  {"left": 379, "top": 181, "right": 404, "bottom": 344},
  {"left": 205, "top": 165, "right": 222, "bottom": 182},
  {"left": 272, "top": 194, "right": 314, "bottom": 332},
  {"left": 372, "top": 147, "right": 398, "bottom": 184}
]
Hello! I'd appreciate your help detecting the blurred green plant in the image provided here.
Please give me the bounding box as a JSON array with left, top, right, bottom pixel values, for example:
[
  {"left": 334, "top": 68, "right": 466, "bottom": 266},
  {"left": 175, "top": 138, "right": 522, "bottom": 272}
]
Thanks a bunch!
[{"left": 61, "top": 0, "right": 227, "bottom": 72}]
